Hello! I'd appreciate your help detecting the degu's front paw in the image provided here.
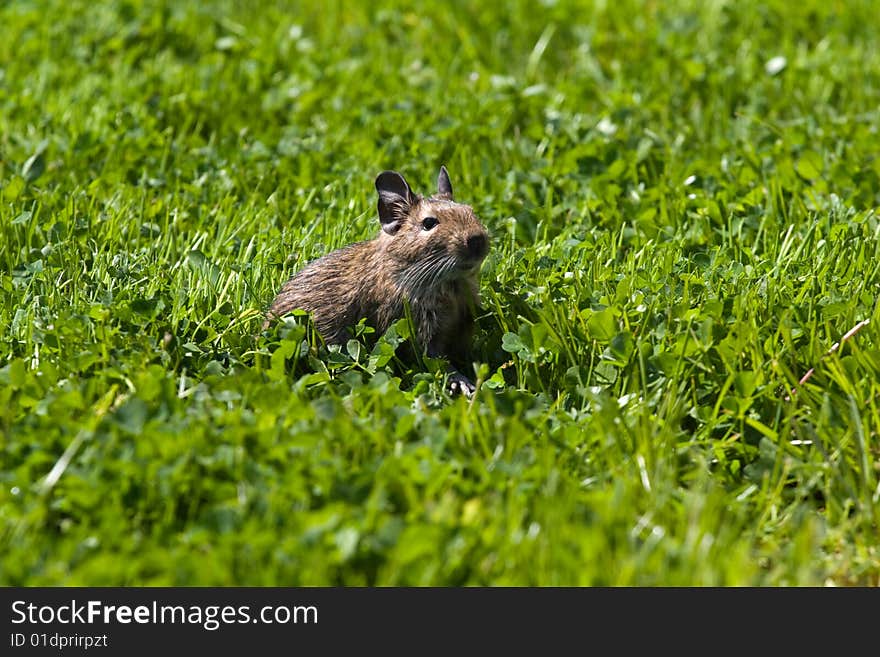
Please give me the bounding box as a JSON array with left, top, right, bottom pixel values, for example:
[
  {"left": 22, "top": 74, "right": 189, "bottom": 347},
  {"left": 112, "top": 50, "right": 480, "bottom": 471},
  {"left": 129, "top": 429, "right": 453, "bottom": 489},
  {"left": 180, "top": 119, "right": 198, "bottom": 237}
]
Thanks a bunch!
[{"left": 447, "top": 371, "right": 476, "bottom": 397}]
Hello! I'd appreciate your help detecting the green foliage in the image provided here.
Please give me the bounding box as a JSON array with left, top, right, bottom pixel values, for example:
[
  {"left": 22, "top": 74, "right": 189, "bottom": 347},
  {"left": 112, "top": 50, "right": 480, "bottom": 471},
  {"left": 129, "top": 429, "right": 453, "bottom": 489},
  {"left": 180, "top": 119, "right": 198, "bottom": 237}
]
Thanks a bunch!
[{"left": 1, "top": 0, "right": 879, "bottom": 585}]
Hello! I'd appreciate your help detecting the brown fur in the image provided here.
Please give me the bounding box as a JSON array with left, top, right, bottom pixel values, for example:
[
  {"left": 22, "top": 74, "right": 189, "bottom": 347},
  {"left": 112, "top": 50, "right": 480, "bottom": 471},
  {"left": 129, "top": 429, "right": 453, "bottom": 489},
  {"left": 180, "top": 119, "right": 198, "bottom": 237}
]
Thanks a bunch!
[{"left": 264, "top": 167, "right": 489, "bottom": 386}]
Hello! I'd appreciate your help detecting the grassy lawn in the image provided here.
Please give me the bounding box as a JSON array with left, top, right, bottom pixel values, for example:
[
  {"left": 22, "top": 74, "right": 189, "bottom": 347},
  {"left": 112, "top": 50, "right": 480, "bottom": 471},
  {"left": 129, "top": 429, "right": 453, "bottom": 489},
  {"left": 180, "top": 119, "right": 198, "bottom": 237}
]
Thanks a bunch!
[{"left": 1, "top": 0, "right": 878, "bottom": 585}]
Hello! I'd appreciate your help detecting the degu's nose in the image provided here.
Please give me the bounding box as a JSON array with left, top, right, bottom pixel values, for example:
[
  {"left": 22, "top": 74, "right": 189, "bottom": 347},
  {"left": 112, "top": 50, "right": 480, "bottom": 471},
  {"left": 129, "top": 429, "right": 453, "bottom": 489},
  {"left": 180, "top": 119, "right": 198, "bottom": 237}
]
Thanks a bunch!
[{"left": 466, "top": 232, "right": 488, "bottom": 260}]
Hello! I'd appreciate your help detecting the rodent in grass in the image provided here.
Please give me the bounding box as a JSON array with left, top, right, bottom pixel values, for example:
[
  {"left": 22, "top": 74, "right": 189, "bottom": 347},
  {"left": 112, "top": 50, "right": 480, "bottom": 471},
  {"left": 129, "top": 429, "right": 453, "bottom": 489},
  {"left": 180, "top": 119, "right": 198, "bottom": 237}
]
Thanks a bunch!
[{"left": 264, "top": 166, "right": 490, "bottom": 394}]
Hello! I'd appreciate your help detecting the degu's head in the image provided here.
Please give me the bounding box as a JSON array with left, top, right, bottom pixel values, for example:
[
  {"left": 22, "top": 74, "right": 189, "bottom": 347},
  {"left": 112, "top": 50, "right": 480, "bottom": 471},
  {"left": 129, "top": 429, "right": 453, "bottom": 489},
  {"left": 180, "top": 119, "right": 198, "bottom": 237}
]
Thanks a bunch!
[{"left": 374, "top": 166, "right": 489, "bottom": 277}]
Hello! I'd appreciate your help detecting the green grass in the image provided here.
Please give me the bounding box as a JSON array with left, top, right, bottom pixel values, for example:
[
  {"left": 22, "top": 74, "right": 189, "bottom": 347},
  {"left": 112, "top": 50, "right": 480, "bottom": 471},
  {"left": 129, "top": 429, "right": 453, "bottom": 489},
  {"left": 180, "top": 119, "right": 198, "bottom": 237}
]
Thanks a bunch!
[{"left": 1, "top": 0, "right": 879, "bottom": 585}]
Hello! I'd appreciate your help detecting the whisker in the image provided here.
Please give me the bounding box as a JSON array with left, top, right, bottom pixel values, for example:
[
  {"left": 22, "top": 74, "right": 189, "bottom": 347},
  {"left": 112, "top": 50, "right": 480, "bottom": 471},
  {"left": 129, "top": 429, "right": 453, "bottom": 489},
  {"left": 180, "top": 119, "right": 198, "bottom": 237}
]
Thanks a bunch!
[{"left": 400, "top": 252, "right": 448, "bottom": 296}]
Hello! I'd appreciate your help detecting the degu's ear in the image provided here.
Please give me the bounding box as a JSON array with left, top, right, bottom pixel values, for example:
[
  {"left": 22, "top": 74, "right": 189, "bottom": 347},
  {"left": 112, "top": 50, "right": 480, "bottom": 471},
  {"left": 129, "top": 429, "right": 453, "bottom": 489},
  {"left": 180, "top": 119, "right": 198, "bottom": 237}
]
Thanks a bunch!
[
  {"left": 436, "top": 165, "right": 453, "bottom": 201},
  {"left": 376, "top": 171, "right": 415, "bottom": 235}
]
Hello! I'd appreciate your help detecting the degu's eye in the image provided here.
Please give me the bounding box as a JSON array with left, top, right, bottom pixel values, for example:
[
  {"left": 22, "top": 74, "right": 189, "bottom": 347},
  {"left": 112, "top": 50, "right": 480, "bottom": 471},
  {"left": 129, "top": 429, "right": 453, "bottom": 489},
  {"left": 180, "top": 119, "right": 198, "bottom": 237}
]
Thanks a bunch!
[{"left": 421, "top": 216, "right": 439, "bottom": 231}]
